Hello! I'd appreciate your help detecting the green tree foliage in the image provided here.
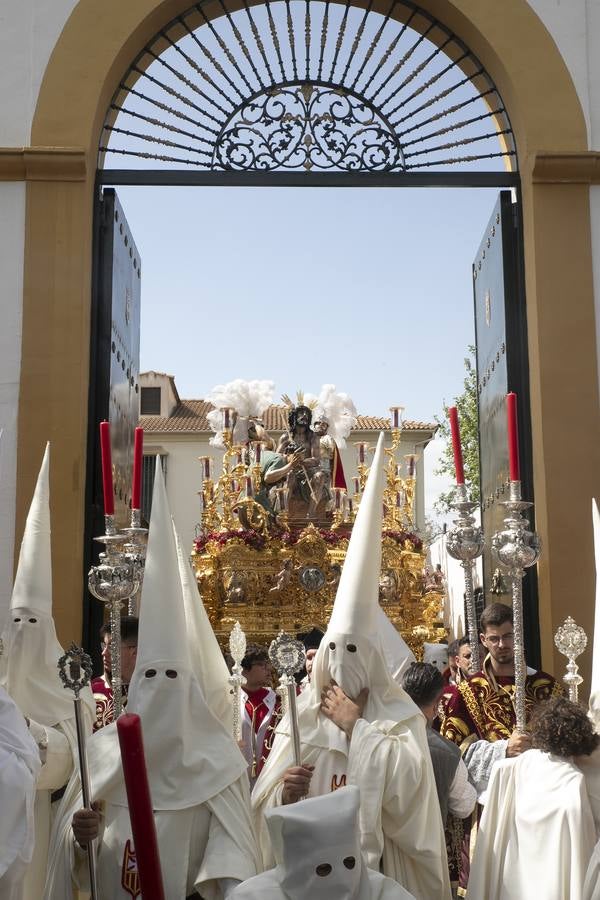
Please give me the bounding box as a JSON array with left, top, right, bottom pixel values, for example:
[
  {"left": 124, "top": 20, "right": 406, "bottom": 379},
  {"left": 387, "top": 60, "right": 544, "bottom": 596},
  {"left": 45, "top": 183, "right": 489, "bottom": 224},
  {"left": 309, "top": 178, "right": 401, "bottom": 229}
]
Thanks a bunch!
[{"left": 434, "top": 346, "right": 480, "bottom": 513}]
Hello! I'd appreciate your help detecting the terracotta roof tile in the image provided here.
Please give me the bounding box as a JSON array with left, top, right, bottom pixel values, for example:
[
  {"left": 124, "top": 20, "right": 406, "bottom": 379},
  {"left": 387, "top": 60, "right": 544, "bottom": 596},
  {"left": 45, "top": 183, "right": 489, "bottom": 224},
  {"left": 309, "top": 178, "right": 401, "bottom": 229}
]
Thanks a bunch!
[{"left": 139, "top": 402, "right": 437, "bottom": 434}]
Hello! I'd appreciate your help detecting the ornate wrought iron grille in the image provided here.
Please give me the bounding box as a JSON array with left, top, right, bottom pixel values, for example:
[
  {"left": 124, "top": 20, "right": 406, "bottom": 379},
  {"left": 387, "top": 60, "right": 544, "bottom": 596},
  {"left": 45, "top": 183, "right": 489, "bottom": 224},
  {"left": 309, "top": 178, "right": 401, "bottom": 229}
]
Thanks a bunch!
[{"left": 100, "top": 0, "right": 516, "bottom": 173}]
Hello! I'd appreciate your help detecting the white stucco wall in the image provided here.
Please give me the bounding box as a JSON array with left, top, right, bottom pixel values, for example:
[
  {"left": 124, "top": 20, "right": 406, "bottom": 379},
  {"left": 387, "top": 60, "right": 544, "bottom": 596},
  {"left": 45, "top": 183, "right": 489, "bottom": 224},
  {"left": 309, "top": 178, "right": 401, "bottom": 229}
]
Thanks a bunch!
[
  {"left": 0, "top": 0, "right": 78, "bottom": 621},
  {"left": 0, "top": 182, "right": 26, "bottom": 620}
]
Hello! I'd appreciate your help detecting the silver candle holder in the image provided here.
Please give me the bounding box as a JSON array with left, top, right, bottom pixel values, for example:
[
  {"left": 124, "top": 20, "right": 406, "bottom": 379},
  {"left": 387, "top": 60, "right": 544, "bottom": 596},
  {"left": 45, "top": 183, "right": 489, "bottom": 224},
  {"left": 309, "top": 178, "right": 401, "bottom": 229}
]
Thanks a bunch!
[
  {"left": 88, "top": 515, "right": 140, "bottom": 718},
  {"left": 121, "top": 507, "right": 148, "bottom": 616},
  {"left": 554, "top": 616, "right": 587, "bottom": 703},
  {"left": 228, "top": 621, "right": 247, "bottom": 743},
  {"left": 446, "top": 483, "right": 484, "bottom": 673},
  {"left": 491, "top": 480, "right": 541, "bottom": 732}
]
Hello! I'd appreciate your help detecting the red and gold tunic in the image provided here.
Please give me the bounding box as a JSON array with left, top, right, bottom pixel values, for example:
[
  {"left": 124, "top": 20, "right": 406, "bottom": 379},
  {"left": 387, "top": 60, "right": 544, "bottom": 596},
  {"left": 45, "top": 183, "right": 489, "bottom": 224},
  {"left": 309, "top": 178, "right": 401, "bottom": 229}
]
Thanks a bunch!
[
  {"left": 441, "top": 659, "right": 561, "bottom": 747},
  {"left": 92, "top": 675, "right": 129, "bottom": 732}
]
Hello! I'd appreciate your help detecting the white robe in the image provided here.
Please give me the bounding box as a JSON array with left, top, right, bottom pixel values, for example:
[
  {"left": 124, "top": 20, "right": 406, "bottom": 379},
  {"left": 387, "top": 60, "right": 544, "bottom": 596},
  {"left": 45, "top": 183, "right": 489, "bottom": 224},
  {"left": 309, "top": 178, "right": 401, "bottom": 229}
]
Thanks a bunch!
[
  {"left": 584, "top": 838, "right": 600, "bottom": 900},
  {"left": 45, "top": 768, "right": 259, "bottom": 900},
  {"left": 253, "top": 715, "right": 450, "bottom": 900},
  {"left": 69, "top": 779, "right": 258, "bottom": 899},
  {"left": 0, "top": 690, "right": 40, "bottom": 900},
  {"left": 467, "top": 750, "right": 597, "bottom": 900}
]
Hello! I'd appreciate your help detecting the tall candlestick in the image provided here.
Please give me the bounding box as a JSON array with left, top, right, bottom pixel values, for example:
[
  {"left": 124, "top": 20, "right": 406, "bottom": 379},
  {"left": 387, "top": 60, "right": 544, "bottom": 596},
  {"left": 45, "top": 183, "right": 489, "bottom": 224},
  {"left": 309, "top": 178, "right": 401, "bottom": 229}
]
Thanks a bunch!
[
  {"left": 506, "top": 392, "right": 520, "bottom": 482},
  {"left": 117, "top": 715, "right": 166, "bottom": 900},
  {"left": 99, "top": 421, "right": 115, "bottom": 515},
  {"left": 222, "top": 407, "right": 231, "bottom": 429},
  {"left": 131, "top": 427, "right": 143, "bottom": 510},
  {"left": 448, "top": 407, "right": 465, "bottom": 485}
]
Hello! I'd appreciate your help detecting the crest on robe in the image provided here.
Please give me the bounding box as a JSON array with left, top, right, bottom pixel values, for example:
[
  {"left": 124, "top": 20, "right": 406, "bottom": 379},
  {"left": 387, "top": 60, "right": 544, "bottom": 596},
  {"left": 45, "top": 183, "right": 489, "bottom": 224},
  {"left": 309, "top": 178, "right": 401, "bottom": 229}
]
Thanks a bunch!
[{"left": 121, "top": 839, "right": 141, "bottom": 898}]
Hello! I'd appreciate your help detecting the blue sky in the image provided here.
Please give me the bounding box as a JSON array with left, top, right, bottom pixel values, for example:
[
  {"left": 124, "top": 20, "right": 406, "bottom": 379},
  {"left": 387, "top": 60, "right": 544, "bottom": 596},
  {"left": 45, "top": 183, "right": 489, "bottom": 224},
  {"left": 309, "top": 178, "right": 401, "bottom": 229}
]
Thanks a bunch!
[{"left": 116, "top": 184, "right": 500, "bottom": 519}]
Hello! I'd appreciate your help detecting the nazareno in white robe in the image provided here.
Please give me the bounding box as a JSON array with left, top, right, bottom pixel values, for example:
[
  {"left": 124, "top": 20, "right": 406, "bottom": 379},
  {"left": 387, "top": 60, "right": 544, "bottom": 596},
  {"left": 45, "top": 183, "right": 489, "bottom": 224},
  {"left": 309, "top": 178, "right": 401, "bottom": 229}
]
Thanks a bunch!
[
  {"left": 467, "top": 749, "right": 597, "bottom": 900},
  {"left": 232, "top": 786, "right": 415, "bottom": 900},
  {"left": 252, "top": 635, "right": 451, "bottom": 900},
  {"left": 0, "top": 687, "right": 41, "bottom": 900}
]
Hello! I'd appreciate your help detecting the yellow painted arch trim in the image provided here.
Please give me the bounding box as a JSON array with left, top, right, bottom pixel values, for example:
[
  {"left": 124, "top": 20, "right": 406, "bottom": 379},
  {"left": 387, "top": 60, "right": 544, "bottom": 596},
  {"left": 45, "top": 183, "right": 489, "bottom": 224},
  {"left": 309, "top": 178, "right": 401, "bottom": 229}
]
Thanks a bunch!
[{"left": 32, "top": 0, "right": 588, "bottom": 161}]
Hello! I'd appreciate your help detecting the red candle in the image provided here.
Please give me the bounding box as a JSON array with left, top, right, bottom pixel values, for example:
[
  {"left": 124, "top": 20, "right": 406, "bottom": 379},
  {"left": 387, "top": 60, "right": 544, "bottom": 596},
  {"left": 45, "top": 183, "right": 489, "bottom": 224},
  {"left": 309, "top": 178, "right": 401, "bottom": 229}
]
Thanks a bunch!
[
  {"left": 223, "top": 408, "right": 231, "bottom": 429},
  {"left": 99, "top": 421, "right": 115, "bottom": 515},
  {"left": 448, "top": 407, "right": 465, "bottom": 485},
  {"left": 506, "top": 392, "right": 520, "bottom": 481},
  {"left": 117, "top": 714, "right": 165, "bottom": 900},
  {"left": 408, "top": 455, "right": 415, "bottom": 477},
  {"left": 132, "top": 427, "right": 144, "bottom": 510},
  {"left": 255, "top": 442, "right": 262, "bottom": 464}
]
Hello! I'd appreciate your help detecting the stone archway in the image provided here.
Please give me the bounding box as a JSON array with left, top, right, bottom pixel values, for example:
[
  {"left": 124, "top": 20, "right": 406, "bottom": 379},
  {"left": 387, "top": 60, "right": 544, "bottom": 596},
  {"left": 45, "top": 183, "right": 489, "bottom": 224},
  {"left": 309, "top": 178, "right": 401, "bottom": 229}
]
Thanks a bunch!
[{"left": 17, "top": 0, "right": 600, "bottom": 686}]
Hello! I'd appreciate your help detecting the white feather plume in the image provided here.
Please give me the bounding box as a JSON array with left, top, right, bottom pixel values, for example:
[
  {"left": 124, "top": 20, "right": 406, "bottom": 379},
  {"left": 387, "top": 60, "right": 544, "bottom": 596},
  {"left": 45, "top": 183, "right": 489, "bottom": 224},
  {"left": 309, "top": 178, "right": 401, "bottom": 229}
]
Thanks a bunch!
[
  {"left": 313, "top": 384, "right": 357, "bottom": 448},
  {"left": 206, "top": 379, "right": 275, "bottom": 447}
]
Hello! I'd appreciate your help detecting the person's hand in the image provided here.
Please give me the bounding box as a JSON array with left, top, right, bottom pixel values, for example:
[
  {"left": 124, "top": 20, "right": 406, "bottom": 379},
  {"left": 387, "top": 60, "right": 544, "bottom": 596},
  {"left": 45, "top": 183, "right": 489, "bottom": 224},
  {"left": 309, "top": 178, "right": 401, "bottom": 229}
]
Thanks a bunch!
[
  {"left": 506, "top": 729, "right": 532, "bottom": 757},
  {"left": 282, "top": 765, "right": 314, "bottom": 804},
  {"left": 320, "top": 682, "right": 369, "bottom": 737},
  {"left": 72, "top": 803, "right": 101, "bottom": 846},
  {"left": 289, "top": 448, "right": 305, "bottom": 468}
]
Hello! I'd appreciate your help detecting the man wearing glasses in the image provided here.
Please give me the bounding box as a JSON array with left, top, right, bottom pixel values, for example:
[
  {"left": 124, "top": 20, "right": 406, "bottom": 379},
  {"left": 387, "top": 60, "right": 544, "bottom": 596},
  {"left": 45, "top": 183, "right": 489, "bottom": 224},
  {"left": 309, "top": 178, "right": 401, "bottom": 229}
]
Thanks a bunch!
[{"left": 440, "top": 602, "right": 560, "bottom": 896}]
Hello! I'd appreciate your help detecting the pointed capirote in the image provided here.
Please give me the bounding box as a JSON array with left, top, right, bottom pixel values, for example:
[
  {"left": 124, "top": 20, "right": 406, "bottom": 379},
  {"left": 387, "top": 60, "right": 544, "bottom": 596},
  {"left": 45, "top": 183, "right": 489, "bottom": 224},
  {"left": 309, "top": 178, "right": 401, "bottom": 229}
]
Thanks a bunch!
[
  {"left": 134, "top": 457, "right": 191, "bottom": 671},
  {"left": 174, "top": 522, "right": 233, "bottom": 731},
  {"left": 327, "top": 432, "right": 385, "bottom": 637},
  {"left": 10, "top": 443, "right": 52, "bottom": 616}
]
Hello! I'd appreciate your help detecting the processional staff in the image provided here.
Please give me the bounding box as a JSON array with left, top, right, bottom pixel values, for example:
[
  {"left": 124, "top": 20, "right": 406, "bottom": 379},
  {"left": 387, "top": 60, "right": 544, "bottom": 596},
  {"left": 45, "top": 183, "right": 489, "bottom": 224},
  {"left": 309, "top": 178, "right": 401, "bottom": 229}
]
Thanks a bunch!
[
  {"left": 445, "top": 406, "right": 484, "bottom": 674},
  {"left": 269, "top": 632, "right": 306, "bottom": 766},
  {"left": 491, "top": 394, "right": 541, "bottom": 732},
  {"left": 89, "top": 422, "right": 145, "bottom": 719},
  {"left": 58, "top": 644, "right": 99, "bottom": 900},
  {"left": 229, "top": 621, "right": 247, "bottom": 742}
]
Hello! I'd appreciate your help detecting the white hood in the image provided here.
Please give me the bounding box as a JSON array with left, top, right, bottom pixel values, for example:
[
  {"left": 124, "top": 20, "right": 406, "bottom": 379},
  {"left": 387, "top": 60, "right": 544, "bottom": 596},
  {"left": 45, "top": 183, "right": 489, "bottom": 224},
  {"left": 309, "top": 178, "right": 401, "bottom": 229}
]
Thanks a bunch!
[
  {"left": 267, "top": 786, "right": 370, "bottom": 900},
  {"left": 0, "top": 444, "right": 94, "bottom": 726},
  {"left": 174, "top": 522, "right": 233, "bottom": 732},
  {"left": 270, "top": 433, "right": 420, "bottom": 759},
  {"left": 90, "top": 458, "right": 247, "bottom": 810}
]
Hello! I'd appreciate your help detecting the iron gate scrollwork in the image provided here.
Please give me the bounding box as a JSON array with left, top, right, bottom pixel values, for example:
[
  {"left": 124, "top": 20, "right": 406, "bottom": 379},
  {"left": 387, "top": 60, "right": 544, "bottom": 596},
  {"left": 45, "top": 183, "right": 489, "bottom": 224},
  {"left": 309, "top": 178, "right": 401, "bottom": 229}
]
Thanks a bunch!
[
  {"left": 215, "top": 83, "right": 403, "bottom": 171},
  {"left": 100, "top": 0, "right": 517, "bottom": 174}
]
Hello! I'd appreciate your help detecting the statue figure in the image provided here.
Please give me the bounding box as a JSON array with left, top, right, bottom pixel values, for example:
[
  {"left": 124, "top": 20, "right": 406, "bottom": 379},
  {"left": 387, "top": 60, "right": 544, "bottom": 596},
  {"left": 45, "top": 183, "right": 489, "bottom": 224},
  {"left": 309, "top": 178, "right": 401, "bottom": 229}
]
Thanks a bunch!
[
  {"left": 277, "top": 405, "right": 326, "bottom": 521},
  {"left": 379, "top": 569, "right": 399, "bottom": 604},
  {"left": 254, "top": 448, "right": 305, "bottom": 516},
  {"left": 490, "top": 567, "right": 508, "bottom": 595},
  {"left": 269, "top": 559, "right": 293, "bottom": 594},
  {"left": 327, "top": 563, "right": 342, "bottom": 590},
  {"left": 423, "top": 566, "right": 439, "bottom": 592},
  {"left": 247, "top": 417, "right": 276, "bottom": 451},
  {"left": 225, "top": 572, "right": 247, "bottom": 605},
  {"left": 314, "top": 416, "right": 348, "bottom": 509}
]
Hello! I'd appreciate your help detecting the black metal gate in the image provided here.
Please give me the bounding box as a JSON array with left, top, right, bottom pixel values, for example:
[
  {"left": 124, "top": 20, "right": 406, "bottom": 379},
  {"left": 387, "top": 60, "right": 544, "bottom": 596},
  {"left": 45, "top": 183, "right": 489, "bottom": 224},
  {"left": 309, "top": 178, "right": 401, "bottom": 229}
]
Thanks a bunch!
[
  {"left": 83, "top": 189, "right": 142, "bottom": 662},
  {"left": 473, "top": 190, "right": 539, "bottom": 666}
]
